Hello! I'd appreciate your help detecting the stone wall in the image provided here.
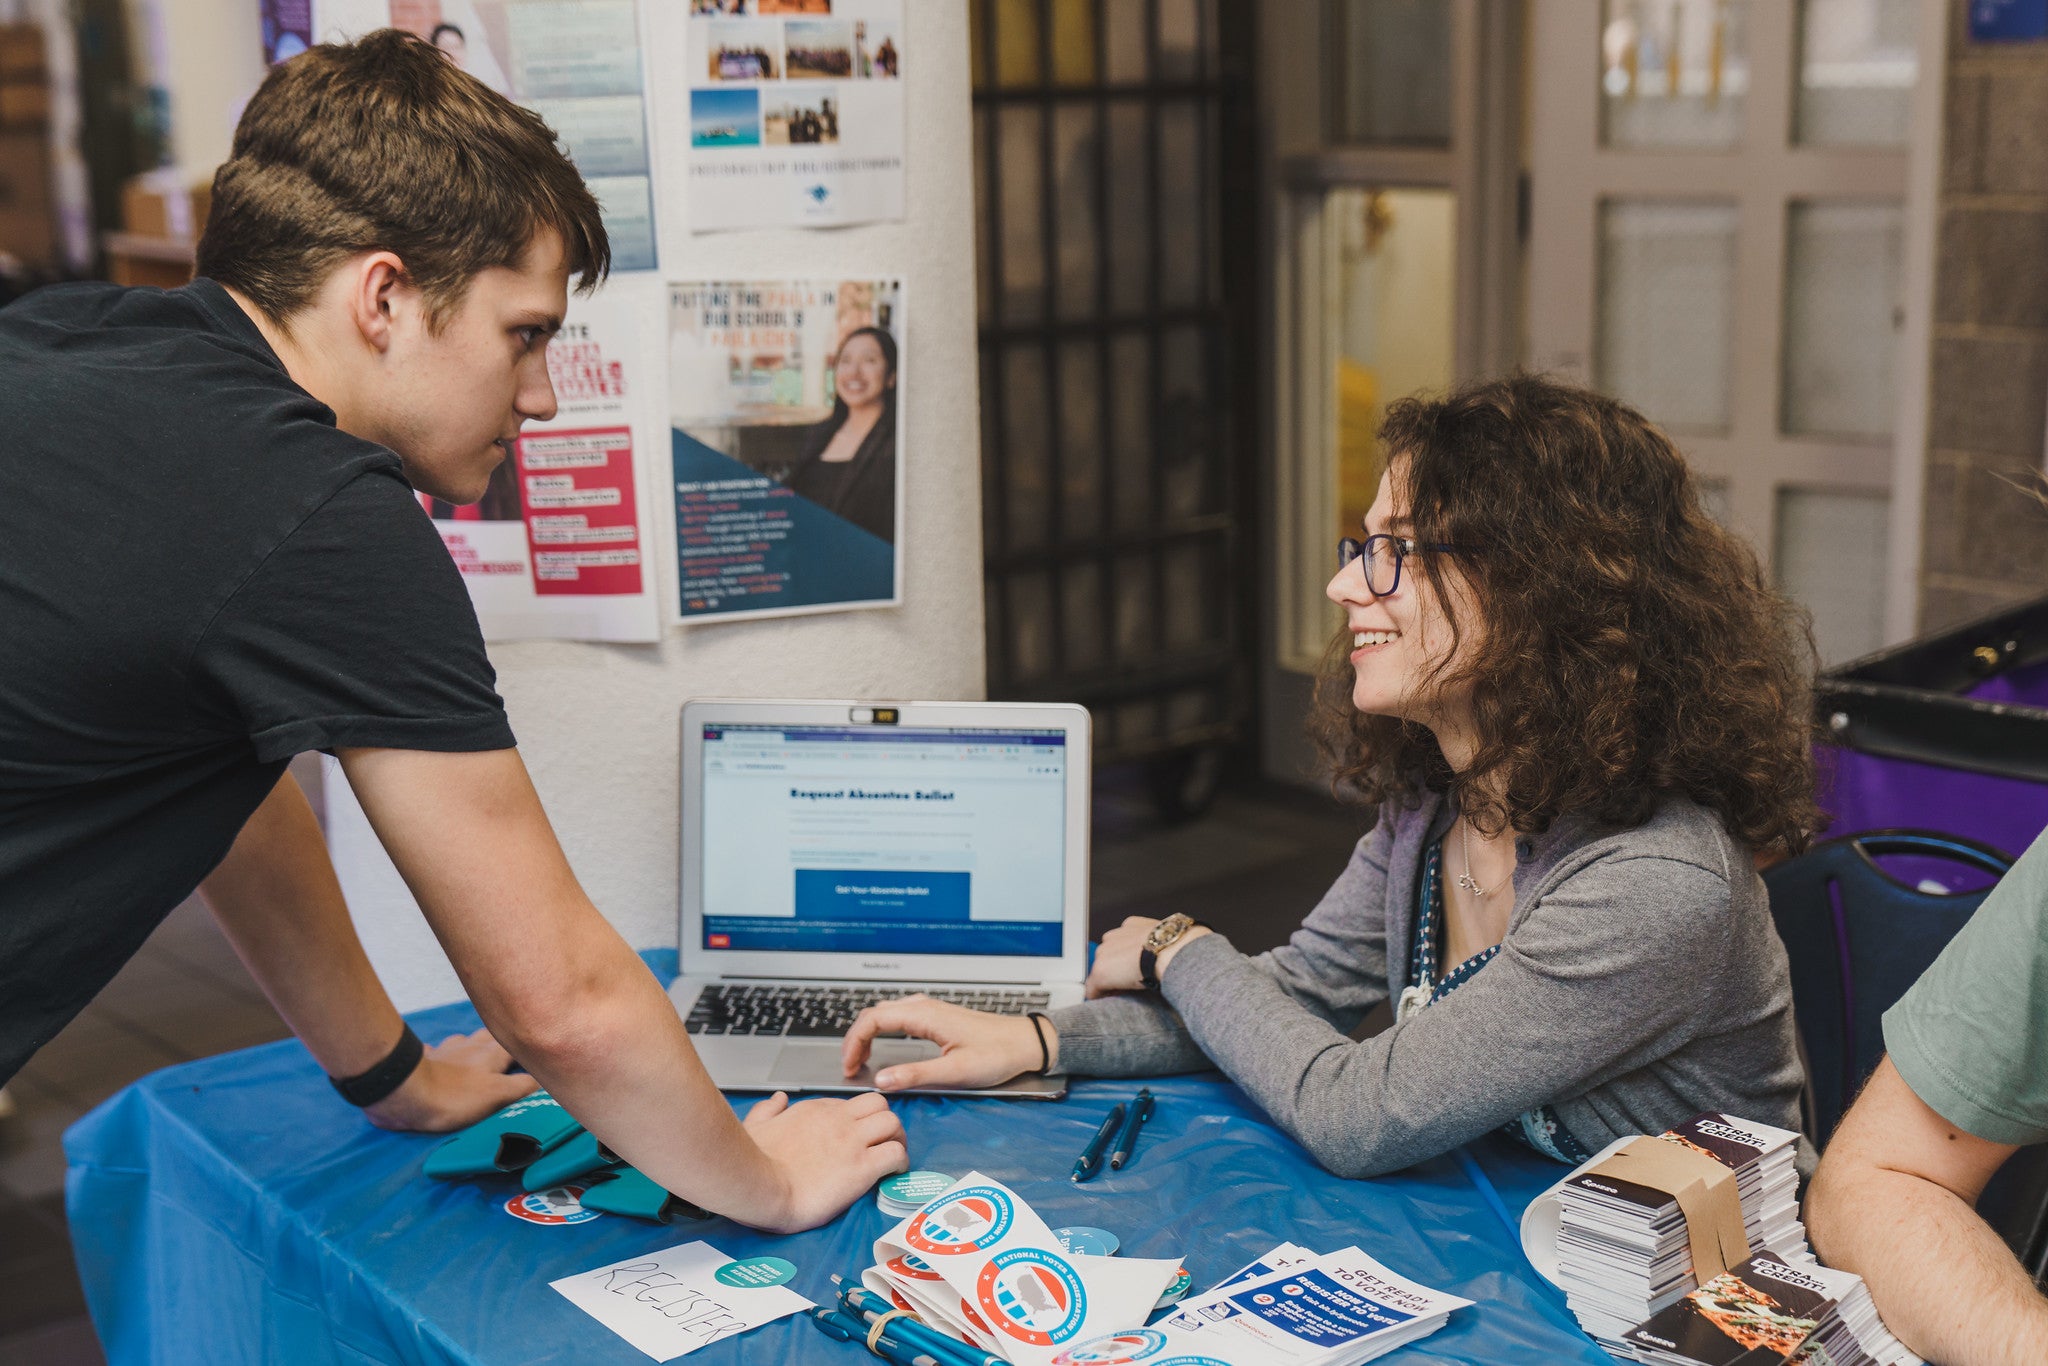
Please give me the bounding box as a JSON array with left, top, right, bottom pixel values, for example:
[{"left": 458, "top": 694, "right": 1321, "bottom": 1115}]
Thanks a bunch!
[{"left": 1922, "top": 3, "right": 2048, "bottom": 629}]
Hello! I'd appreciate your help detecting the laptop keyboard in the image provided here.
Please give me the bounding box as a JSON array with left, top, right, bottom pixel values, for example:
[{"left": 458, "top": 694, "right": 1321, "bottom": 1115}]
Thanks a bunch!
[{"left": 684, "top": 984, "right": 1052, "bottom": 1038}]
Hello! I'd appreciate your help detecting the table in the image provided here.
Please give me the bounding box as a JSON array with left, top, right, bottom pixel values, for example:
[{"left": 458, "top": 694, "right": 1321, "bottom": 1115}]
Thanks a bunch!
[{"left": 64, "top": 952, "right": 1608, "bottom": 1364}]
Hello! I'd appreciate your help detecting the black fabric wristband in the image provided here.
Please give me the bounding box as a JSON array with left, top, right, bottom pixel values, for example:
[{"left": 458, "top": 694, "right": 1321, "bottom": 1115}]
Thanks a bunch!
[
  {"left": 1025, "top": 1011, "right": 1052, "bottom": 1075},
  {"left": 330, "top": 1024, "right": 424, "bottom": 1108}
]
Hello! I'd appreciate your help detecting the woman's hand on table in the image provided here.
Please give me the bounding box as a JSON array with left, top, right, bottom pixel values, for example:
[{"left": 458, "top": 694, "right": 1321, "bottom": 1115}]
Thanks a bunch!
[
  {"left": 742, "top": 1089, "right": 908, "bottom": 1234},
  {"left": 364, "top": 1027, "right": 538, "bottom": 1132},
  {"left": 1084, "top": 916, "right": 1212, "bottom": 998},
  {"left": 840, "top": 996, "right": 1053, "bottom": 1091}
]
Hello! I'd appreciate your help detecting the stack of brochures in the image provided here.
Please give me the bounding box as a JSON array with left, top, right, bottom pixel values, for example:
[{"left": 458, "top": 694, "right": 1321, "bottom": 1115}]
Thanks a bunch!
[
  {"left": 1125, "top": 1242, "right": 1473, "bottom": 1366},
  {"left": 1622, "top": 1250, "right": 1921, "bottom": 1366},
  {"left": 1553, "top": 1114, "right": 1806, "bottom": 1355}
]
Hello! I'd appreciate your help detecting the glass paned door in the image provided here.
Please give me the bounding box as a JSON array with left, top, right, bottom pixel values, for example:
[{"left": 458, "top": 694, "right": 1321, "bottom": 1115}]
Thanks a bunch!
[{"left": 1526, "top": 0, "right": 1932, "bottom": 664}]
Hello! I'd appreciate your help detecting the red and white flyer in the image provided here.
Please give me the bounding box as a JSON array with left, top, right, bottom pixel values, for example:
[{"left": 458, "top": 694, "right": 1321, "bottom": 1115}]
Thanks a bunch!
[{"left": 426, "top": 282, "right": 664, "bottom": 642}]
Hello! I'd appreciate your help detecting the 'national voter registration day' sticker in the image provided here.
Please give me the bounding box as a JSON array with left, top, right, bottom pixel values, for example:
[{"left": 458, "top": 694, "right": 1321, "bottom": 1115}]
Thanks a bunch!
[
  {"left": 976, "top": 1246, "right": 1088, "bottom": 1347},
  {"left": 714, "top": 1256, "right": 797, "bottom": 1288},
  {"left": 503, "top": 1185, "right": 601, "bottom": 1225},
  {"left": 904, "top": 1185, "right": 1015, "bottom": 1255}
]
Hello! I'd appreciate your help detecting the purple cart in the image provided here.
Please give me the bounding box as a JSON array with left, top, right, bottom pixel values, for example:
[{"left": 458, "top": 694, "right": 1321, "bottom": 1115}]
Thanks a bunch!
[{"left": 1818, "top": 595, "right": 2048, "bottom": 872}]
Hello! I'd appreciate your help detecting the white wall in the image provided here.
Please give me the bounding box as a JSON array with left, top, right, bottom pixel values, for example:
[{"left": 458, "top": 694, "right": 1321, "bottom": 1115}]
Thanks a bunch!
[
  {"left": 132, "top": 0, "right": 266, "bottom": 173},
  {"left": 329, "top": 0, "right": 987, "bottom": 1010}
]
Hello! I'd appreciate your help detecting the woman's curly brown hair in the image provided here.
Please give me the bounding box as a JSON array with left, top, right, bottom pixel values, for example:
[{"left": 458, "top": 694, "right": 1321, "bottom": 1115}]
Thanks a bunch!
[{"left": 1310, "top": 373, "right": 1822, "bottom": 856}]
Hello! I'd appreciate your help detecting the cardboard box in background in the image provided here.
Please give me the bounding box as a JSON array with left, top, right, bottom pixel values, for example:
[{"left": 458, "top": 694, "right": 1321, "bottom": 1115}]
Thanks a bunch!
[
  {"left": 0, "top": 128, "right": 54, "bottom": 267},
  {"left": 0, "top": 24, "right": 47, "bottom": 132},
  {"left": 121, "top": 171, "right": 211, "bottom": 240},
  {"left": 0, "top": 25, "right": 44, "bottom": 83}
]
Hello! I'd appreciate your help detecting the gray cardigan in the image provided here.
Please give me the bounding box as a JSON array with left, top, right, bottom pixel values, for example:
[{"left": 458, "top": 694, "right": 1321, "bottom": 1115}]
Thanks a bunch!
[{"left": 1048, "top": 790, "right": 1806, "bottom": 1178}]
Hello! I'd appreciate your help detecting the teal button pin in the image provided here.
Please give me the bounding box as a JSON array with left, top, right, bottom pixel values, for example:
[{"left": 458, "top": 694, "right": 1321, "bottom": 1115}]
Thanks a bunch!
[{"left": 714, "top": 1256, "right": 798, "bottom": 1288}]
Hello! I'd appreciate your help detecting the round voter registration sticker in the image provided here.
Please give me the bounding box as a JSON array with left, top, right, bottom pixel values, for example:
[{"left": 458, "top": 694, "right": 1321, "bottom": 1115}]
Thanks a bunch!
[
  {"left": 977, "top": 1247, "right": 1088, "bottom": 1347},
  {"left": 714, "top": 1256, "right": 797, "bottom": 1288},
  {"left": 904, "top": 1185, "right": 1015, "bottom": 1255},
  {"left": 880, "top": 1170, "right": 956, "bottom": 1205},
  {"left": 1053, "top": 1328, "right": 1169, "bottom": 1365},
  {"left": 1051, "top": 1225, "right": 1120, "bottom": 1257},
  {"left": 1152, "top": 1266, "right": 1193, "bottom": 1310},
  {"left": 503, "top": 1185, "right": 601, "bottom": 1225}
]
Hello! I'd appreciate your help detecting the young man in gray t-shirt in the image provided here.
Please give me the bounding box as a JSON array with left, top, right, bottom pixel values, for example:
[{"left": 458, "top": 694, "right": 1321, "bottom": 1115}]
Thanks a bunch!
[{"left": 1807, "top": 826, "right": 2048, "bottom": 1365}]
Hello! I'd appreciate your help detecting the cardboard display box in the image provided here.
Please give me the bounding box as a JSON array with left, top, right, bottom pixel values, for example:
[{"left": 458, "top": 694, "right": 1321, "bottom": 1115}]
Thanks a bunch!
[
  {"left": 121, "top": 173, "right": 211, "bottom": 240},
  {"left": 0, "top": 128, "right": 53, "bottom": 267},
  {"left": 0, "top": 25, "right": 44, "bottom": 83}
]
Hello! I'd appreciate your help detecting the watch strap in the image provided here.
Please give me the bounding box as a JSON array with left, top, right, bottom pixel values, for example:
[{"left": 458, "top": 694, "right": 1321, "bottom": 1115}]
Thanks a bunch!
[{"left": 329, "top": 1024, "right": 425, "bottom": 1108}]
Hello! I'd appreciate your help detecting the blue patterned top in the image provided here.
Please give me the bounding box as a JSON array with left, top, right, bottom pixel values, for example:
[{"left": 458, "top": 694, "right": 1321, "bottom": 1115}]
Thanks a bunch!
[{"left": 1408, "top": 839, "right": 1591, "bottom": 1164}]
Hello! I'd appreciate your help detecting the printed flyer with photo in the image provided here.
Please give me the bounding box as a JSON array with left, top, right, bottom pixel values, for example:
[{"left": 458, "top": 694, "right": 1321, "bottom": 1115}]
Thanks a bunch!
[
  {"left": 306, "top": 0, "right": 658, "bottom": 270},
  {"left": 668, "top": 278, "right": 903, "bottom": 622},
  {"left": 682, "top": 0, "right": 905, "bottom": 230},
  {"left": 424, "top": 284, "right": 663, "bottom": 642}
]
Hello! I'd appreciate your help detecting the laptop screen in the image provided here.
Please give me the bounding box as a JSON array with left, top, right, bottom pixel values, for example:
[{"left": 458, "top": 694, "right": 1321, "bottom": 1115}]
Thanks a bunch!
[{"left": 697, "top": 723, "right": 1069, "bottom": 957}]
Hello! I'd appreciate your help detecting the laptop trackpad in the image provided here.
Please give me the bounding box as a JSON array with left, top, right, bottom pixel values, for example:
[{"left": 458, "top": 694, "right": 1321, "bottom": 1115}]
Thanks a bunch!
[{"left": 774, "top": 1038, "right": 936, "bottom": 1090}]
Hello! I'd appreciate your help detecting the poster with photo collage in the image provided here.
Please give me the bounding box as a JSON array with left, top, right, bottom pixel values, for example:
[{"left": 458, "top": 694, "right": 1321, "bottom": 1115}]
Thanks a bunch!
[{"left": 684, "top": 0, "right": 906, "bottom": 231}]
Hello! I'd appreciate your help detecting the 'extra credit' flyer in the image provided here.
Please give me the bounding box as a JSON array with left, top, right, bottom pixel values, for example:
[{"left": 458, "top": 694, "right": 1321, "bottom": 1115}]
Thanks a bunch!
[{"left": 429, "top": 283, "right": 664, "bottom": 642}]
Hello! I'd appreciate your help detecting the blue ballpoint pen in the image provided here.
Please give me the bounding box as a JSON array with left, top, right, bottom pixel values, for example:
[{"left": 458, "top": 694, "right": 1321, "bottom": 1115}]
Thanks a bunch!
[
  {"left": 1108, "top": 1087, "right": 1154, "bottom": 1170},
  {"left": 833, "top": 1278, "right": 999, "bottom": 1366},
  {"left": 804, "top": 1306, "right": 948, "bottom": 1366},
  {"left": 1071, "top": 1102, "right": 1125, "bottom": 1183}
]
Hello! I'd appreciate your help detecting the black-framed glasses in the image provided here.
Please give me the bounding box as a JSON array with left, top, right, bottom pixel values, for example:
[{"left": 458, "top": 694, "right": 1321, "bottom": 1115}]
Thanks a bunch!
[{"left": 1336, "top": 533, "right": 1461, "bottom": 597}]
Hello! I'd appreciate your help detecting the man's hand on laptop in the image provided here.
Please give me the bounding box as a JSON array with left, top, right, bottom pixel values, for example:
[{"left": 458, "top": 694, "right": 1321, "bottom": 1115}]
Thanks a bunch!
[
  {"left": 742, "top": 1089, "right": 909, "bottom": 1232},
  {"left": 840, "top": 997, "right": 1054, "bottom": 1091}
]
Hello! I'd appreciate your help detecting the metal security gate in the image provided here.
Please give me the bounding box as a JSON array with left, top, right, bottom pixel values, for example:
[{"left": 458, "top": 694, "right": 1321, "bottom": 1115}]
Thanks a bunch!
[{"left": 970, "top": 0, "right": 1257, "bottom": 814}]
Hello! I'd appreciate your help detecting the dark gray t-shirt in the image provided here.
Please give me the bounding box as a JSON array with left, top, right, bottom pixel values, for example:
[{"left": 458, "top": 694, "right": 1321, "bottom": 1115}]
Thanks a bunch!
[{"left": 0, "top": 278, "right": 515, "bottom": 1084}]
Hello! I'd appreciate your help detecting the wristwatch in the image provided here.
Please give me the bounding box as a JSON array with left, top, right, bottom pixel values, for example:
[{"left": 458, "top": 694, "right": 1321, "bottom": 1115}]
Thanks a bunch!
[{"left": 1139, "top": 913, "right": 1200, "bottom": 990}]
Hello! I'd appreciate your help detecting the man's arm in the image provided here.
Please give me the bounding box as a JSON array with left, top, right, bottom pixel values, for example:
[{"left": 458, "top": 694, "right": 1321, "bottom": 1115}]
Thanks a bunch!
[
  {"left": 1806, "top": 1057, "right": 2048, "bottom": 1366},
  {"left": 201, "top": 769, "right": 538, "bottom": 1130},
  {"left": 337, "top": 745, "right": 906, "bottom": 1234}
]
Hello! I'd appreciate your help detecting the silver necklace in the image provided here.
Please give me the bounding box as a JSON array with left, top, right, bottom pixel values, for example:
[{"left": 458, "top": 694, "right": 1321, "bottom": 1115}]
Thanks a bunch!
[{"left": 1456, "top": 819, "right": 1508, "bottom": 897}]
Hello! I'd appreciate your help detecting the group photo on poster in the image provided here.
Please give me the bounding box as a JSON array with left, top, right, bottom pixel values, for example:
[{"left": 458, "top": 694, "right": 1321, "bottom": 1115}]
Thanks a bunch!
[
  {"left": 681, "top": 0, "right": 905, "bottom": 230},
  {"left": 307, "top": 0, "right": 658, "bottom": 269},
  {"left": 669, "top": 278, "right": 903, "bottom": 621}
]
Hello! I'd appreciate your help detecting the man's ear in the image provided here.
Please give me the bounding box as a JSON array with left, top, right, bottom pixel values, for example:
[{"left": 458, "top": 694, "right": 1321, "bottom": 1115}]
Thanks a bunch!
[{"left": 346, "top": 251, "right": 411, "bottom": 355}]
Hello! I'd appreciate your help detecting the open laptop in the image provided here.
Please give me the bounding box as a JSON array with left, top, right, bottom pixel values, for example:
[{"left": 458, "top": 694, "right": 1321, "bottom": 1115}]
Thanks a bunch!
[{"left": 669, "top": 698, "right": 1091, "bottom": 1099}]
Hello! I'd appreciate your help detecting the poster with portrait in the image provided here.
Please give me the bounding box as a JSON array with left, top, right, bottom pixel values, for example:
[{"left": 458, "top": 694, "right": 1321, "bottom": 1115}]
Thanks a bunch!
[
  {"left": 682, "top": 0, "right": 905, "bottom": 231},
  {"left": 668, "top": 279, "right": 903, "bottom": 621},
  {"left": 423, "top": 283, "right": 664, "bottom": 642},
  {"left": 306, "top": 0, "right": 658, "bottom": 270}
]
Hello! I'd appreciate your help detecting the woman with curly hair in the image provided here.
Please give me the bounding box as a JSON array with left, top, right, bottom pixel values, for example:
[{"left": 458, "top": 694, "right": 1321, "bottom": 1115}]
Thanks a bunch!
[{"left": 840, "top": 374, "right": 1818, "bottom": 1176}]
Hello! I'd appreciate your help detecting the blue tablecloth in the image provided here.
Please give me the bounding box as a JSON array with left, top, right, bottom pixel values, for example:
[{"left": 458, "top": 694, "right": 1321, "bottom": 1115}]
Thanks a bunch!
[{"left": 64, "top": 952, "right": 1606, "bottom": 1365}]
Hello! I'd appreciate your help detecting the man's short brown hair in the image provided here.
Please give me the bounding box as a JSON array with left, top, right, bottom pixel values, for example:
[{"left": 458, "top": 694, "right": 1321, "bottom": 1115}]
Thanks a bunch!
[{"left": 196, "top": 29, "right": 609, "bottom": 329}]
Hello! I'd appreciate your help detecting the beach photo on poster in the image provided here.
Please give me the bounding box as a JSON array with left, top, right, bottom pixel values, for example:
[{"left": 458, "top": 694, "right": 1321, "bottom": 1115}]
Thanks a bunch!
[{"left": 692, "top": 86, "right": 761, "bottom": 147}]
